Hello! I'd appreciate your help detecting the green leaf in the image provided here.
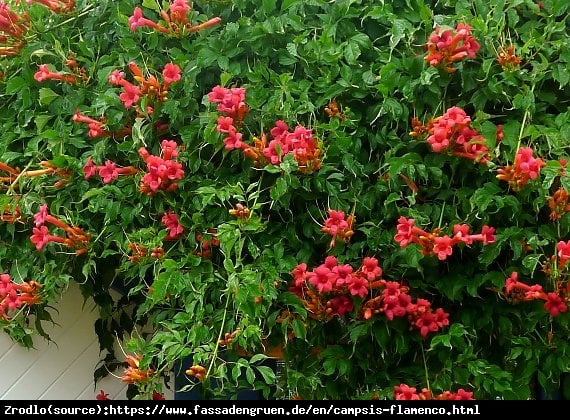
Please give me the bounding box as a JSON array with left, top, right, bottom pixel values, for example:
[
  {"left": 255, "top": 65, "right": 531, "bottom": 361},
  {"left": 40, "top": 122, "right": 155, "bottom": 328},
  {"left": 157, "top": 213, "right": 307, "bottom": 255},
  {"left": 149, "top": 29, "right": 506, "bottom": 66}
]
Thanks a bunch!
[
  {"left": 553, "top": 63, "right": 570, "bottom": 89},
  {"left": 291, "top": 318, "right": 306, "bottom": 340},
  {"left": 281, "top": 0, "right": 300, "bottom": 10},
  {"left": 249, "top": 353, "right": 269, "bottom": 364},
  {"left": 38, "top": 87, "right": 59, "bottom": 106},
  {"left": 270, "top": 177, "right": 288, "bottom": 201},
  {"left": 344, "top": 42, "right": 361, "bottom": 65},
  {"left": 262, "top": 0, "right": 276, "bottom": 13},
  {"left": 256, "top": 365, "right": 276, "bottom": 384},
  {"left": 140, "top": 0, "right": 161, "bottom": 12},
  {"left": 6, "top": 77, "right": 26, "bottom": 94}
]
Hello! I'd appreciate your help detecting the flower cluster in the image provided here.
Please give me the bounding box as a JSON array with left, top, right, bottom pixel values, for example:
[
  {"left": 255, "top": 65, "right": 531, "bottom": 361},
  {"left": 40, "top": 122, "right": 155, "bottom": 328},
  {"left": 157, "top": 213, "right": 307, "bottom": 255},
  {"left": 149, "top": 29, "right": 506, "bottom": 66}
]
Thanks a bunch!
[
  {"left": 322, "top": 209, "right": 355, "bottom": 248},
  {"left": 207, "top": 86, "right": 322, "bottom": 173},
  {"left": 26, "top": 0, "right": 75, "bottom": 14},
  {"left": 496, "top": 146, "right": 546, "bottom": 191},
  {"left": 496, "top": 44, "right": 521, "bottom": 71},
  {"left": 185, "top": 365, "right": 207, "bottom": 381},
  {"left": 0, "top": 204, "right": 20, "bottom": 223},
  {"left": 548, "top": 188, "right": 570, "bottom": 221},
  {"left": 394, "top": 217, "right": 496, "bottom": 261},
  {"left": 138, "top": 140, "right": 184, "bottom": 195},
  {"left": 208, "top": 84, "right": 249, "bottom": 149},
  {"left": 324, "top": 100, "right": 346, "bottom": 120},
  {"left": 83, "top": 157, "right": 139, "bottom": 184},
  {"left": 108, "top": 61, "right": 181, "bottom": 111},
  {"left": 289, "top": 256, "right": 449, "bottom": 338},
  {"left": 0, "top": 274, "right": 42, "bottom": 320},
  {"left": 127, "top": 242, "right": 164, "bottom": 263},
  {"left": 424, "top": 23, "right": 480, "bottom": 73},
  {"left": 504, "top": 271, "right": 568, "bottom": 317},
  {"left": 254, "top": 120, "right": 322, "bottom": 173},
  {"left": 410, "top": 106, "right": 489, "bottom": 163},
  {"left": 0, "top": 160, "right": 71, "bottom": 189},
  {"left": 129, "top": 1, "right": 221, "bottom": 37},
  {"left": 194, "top": 229, "right": 219, "bottom": 259},
  {"left": 0, "top": 2, "right": 29, "bottom": 56},
  {"left": 228, "top": 203, "right": 251, "bottom": 219},
  {"left": 30, "top": 204, "right": 91, "bottom": 254},
  {"left": 121, "top": 354, "right": 154, "bottom": 384},
  {"left": 394, "top": 384, "right": 474, "bottom": 400}
]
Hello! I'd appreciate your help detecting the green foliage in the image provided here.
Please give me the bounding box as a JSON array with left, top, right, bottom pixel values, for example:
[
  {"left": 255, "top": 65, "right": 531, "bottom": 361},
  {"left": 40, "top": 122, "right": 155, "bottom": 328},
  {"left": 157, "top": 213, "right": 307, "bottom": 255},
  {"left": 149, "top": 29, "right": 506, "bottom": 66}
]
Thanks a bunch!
[{"left": 1, "top": 0, "right": 570, "bottom": 400}]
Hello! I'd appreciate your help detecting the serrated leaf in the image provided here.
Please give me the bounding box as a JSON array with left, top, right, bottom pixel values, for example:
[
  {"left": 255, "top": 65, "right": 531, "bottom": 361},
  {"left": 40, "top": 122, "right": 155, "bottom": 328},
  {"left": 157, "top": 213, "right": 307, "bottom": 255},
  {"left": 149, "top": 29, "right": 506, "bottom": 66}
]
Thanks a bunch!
[
  {"left": 286, "top": 42, "right": 298, "bottom": 57},
  {"left": 344, "top": 42, "right": 361, "bottom": 65},
  {"left": 6, "top": 77, "right": 26, "bottom": 94}
]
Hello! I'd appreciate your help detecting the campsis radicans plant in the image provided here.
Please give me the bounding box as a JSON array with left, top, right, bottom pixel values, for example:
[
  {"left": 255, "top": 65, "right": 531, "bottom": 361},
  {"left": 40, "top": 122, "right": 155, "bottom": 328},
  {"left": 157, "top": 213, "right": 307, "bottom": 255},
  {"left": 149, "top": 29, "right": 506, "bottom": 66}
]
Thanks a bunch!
[
  {"left": 289, "top": 256, "right": 450, "bottom": 338},
  {"left": 108, "top": 62, "right": 181, "bottom": 111},
  {"left": 208, "top": 85, "right": 322, "bottom": 173},
  {"left": 548, "top": 187, "right": 570, "bottom": 221},
  {"left": 496, "top": 44, "right": 522, "bottom": 71},
  {"left": 72, "top": 110, "right": 132, "bottom": 139},
  {"left": 82, "top": 157, "right": 139, "bottom": 185},
  {"left": 161, "top": 211, "right": 184, "bottom": 240},
  {"left": 26, "top": 0, "right": 75, "bottom": 14},
  {"left": 127, "top": 242, "right": 164, "bottom": 263},
  {"left": 120, "top": 354, "right": 155, "bottom": 384},
  {"left": 0, "top": 160, "right": 71, "bottom": 189},
  {"left": 138, "top": 140, "right": 184, "bottom": 195},
  {"left": 502, "top": 239, "right": 570, "bottom": 318},
  {"left": 496, "top": 146, "right": 546, "bottom": 191},
  {"left": 503, "top": 271, "right": 568, "bottom": 318},
  {"left": 424, "top": 23, "right": 480, "bottom": 73},
  {"left": 0, "top": 1, "right": 29, "bottom": 56},
  {"left": 409, "top": 106, "right": 489, "bottom": 163},
  {"left": 394, "top": 383, "right": 474, "bottom": 400},
  {"left": 321, "top": 209, "right": 355, "bottom": 249},
  {"left": 394, "top": 217, "right": 496, "bottom": 261},
  {"left": 0, "top": 274, "right": 43, "bottom": 321},
  {"left": 128, "top": 1, "right": 221, "bottom": 37},
  {"left": 34, "top": 63, "right": 77, "bottom": 84},
  {"left": 30, "top": 204, "right": 91, "bottom": 254}
]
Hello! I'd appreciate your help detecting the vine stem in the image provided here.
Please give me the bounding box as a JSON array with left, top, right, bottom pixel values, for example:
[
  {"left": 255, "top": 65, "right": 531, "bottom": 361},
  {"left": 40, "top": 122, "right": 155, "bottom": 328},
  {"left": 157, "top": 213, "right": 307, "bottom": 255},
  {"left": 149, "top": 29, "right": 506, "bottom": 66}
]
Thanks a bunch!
[
  {"left": 205, "top": 292, "right": 230, "bottom": 380},
  {"left": 421, "top": 343, "right": 431, "bottom": 393},
  {"left": 515, "top": 83, "right": 535, "bottom": 153},
  {"left": 7, "top": 160, "right": 34, "bottom": 195}
]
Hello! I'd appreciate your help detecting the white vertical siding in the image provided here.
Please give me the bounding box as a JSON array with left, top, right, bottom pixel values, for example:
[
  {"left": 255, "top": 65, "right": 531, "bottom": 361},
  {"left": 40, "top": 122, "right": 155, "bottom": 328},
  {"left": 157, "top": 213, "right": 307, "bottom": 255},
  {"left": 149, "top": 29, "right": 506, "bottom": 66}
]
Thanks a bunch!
[{"left": 0, "top": 282, "right": 172, "bottom": 400}]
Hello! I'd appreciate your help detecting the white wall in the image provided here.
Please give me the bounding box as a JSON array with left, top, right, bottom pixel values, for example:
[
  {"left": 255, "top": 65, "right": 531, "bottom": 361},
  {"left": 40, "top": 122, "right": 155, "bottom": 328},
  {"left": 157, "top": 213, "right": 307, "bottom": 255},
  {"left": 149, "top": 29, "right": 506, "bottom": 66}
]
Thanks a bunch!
[{"left": 0, "top": 282, "right": 172, "bottom": 400}]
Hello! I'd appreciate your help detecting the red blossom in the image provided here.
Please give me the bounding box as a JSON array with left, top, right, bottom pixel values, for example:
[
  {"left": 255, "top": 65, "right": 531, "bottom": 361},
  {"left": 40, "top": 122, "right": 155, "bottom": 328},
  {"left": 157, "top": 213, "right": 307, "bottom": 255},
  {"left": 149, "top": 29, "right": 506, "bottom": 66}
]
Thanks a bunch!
[
  {"left": 394, "top": 384, "right": 420, "bottom": 400},
  {"left": 360, "top": 257, "right": 382, "bottom": 281},
  {"left": 544, "top": 293, "right": 568, "bottom": 317},
  {"left": 96, "top": 390, "right": 109, "bottom": 400},
  {"left": 152, "top": 390, "right": 165, "bottom": 400},
  {"left": 98, "top": 160, "right": 119, "bottom": 184},
  {"left": 162, "top": 212, "right": 184, "bottom": 240},
  {"left": 162, "top": 63, "right": 181, "bottom": 84},
  {"left": 119, "top": 83, "right": 141, "bottom": 108}
]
